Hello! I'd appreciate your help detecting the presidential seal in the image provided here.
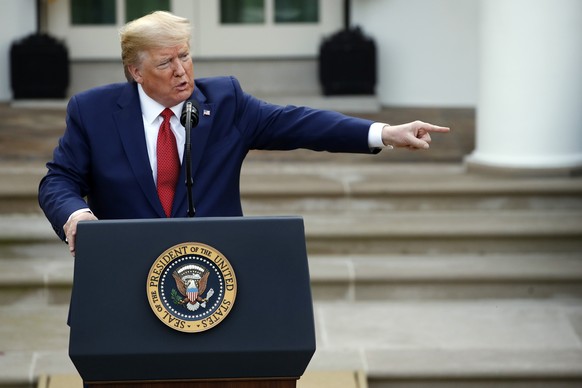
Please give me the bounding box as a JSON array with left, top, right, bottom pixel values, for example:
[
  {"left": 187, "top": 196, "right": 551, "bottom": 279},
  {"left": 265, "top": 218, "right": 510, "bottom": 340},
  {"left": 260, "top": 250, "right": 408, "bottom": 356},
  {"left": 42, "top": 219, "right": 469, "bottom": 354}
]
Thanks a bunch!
[{"left": 146, "top": 242, "right": 237, "bottom": 333}]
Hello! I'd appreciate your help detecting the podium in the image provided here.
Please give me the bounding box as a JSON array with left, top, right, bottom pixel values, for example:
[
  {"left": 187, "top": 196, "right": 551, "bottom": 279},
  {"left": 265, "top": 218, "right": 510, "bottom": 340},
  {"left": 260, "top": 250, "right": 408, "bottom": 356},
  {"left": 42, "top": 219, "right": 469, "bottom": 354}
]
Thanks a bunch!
[{"left": 70, "top": 217, "right": 316, "bottom": 387}]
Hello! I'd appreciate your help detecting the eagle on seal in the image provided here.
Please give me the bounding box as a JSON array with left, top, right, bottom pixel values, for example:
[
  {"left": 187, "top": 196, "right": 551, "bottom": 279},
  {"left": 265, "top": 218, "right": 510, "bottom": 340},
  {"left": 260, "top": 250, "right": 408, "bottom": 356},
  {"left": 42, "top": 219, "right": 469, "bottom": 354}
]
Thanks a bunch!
[{"left": 172, "top": 269, "right": 214, "bottom": 311}]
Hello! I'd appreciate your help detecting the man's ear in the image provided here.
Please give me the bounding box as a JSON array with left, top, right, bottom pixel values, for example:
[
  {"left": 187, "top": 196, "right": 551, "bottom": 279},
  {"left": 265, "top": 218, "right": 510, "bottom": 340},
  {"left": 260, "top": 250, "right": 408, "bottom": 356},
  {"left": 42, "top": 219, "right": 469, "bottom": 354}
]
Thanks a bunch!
[{"left": 127, "top": 64, "right": 143, "bottom": 84}]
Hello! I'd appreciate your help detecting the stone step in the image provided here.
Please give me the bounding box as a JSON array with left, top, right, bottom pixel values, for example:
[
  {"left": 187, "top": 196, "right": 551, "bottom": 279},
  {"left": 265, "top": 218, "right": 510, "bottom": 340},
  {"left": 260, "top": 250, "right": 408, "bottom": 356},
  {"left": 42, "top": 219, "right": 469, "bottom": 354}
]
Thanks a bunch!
[
  {"left": 1, "top": 212, "right": 580, "bottom": 307},
  {"left": 301, "top": 211, "right": 582, "bottom": 254},
  {"left": 311, "top": 299, "right": 582, "bottom": 387},
  {"left": 2, "top": 251, "right": 581, "bottom": 307},
  {"left": 240, "top": 162, "right": 582, "bottom": 213},
  {"left": 1, "top": 210, "right": 581, "bottom": 255},
  {"left": 0, "top": 165, "right": 45, "bottom": 214},
  {"left": 310, "top": 253, "right": 582, "bottom": 301},
  {"left": 0, "top": 215, "right": 55, "bottom": 244},
  {"left": 2, "top": 163, "right": 582, "bottom": 214},
  {"left": 0, "top": 255, "right": 72, "bottom": 306},
  {"left": 2, "top": 299, "right": 581, "bottom": 387}
]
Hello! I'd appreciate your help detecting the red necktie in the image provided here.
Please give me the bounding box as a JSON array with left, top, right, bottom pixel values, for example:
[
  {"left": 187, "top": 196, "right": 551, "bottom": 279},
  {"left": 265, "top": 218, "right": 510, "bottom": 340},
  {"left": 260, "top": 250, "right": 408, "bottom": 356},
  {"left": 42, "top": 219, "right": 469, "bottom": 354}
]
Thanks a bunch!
[{"left": 157, "top": 108, "right": 179, "bottom": 217}]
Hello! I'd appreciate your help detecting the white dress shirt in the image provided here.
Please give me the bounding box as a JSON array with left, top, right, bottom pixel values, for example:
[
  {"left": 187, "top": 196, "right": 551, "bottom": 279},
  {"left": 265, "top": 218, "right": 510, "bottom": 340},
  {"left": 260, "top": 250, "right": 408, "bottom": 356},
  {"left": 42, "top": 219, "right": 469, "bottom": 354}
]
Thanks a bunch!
[{"left": 138, "top": 84, "right": 186, "bottom": 185}]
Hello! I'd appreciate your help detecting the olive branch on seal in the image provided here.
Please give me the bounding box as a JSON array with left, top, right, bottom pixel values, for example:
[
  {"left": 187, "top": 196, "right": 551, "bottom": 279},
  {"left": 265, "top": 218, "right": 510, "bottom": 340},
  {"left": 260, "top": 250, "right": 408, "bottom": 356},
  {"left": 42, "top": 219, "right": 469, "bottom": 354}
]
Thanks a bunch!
[{"left": 170, "top": 289, "right": 183, "bottom": 305}]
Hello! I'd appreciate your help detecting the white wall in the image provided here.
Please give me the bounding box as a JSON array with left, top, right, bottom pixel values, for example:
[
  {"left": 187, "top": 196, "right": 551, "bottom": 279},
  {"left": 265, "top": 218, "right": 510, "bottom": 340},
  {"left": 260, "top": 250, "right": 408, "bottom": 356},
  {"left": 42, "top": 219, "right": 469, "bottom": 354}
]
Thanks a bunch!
[
  {"left": 0, "top": 0, "right": 480, "bottom": 107},
  {"left": 0, "top": 0, "right": 37, "bottom": 101},
  {"left": 352, "top": 0, "right": 479, "bottom": 107}
]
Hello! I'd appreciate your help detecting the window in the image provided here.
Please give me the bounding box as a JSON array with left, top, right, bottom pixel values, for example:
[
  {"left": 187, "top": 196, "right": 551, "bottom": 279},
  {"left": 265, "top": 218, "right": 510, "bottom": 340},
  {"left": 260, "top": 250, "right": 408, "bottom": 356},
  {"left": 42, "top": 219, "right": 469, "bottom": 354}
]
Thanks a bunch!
[
  {"left": 199, "top": 0, "right": 339, "bottom": 57},
  {"left": 70, "top": 0, "right": 169, "bottom": 25},
  {"left": 275, "top": 0, "right": 318, "bottom": 23},
  {"left": 125, "top": 0, "right": 170, "bottom": 22},
  {"left": 71, "top": 0, "right": 116, "bottom": 25},
  {"left": 221, "top": 0, "right": 265, "bottom": 24},
  {"left": 220, "top": 0, "right": 319, "bottom": 25},
  {"left": 55, "top": 0, "right": 180, "bottom": 59}
]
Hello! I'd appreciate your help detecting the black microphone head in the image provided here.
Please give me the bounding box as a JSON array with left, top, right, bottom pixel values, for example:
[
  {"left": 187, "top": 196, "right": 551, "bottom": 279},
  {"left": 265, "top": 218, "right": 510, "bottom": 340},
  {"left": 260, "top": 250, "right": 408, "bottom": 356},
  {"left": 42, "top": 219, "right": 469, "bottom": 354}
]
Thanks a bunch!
[{"left": 180, "top": 100, "right": 200, "bottom": 128}]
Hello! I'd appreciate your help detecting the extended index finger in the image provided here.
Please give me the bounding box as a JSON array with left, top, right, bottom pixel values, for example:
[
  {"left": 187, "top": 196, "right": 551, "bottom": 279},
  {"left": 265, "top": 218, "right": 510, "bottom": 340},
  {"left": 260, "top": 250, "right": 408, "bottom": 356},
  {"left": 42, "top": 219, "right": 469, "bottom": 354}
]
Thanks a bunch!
[{"left": 425, "top": 124, "right": 451, "bottom": 133}]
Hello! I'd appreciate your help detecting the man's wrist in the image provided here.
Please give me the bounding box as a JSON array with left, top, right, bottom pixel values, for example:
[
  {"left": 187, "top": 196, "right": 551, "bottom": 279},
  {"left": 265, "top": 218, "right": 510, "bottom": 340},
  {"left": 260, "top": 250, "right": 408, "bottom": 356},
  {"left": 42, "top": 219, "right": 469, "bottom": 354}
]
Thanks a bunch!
[
  {"left": 64, "top": 208, "right": 93, "bottom": 244},
  {"left": 67, "top": 208, "right": 92, "bottom": 223},
  {"left": 369, "top": 122, "right": 394, "bottom": 149}
]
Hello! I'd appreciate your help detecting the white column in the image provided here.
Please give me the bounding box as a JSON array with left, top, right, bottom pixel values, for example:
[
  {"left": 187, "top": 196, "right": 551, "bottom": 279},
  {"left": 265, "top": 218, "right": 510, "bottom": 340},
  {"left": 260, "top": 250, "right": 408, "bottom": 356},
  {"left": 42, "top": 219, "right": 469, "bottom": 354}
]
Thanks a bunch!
[{"left": 466, "top": 0, "right": 582, "bottom": 173}]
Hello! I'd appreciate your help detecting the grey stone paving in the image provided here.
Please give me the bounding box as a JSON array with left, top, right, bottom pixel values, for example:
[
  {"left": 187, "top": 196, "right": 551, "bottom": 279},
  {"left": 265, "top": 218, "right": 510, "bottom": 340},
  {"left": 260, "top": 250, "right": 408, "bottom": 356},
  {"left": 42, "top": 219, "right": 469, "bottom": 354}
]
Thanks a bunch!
[
  {"left": 1, "top": 299, "right": 581, "bottom": 384},
  {"left": 311, "top": 299, "right": 582, "bottom": 376}
]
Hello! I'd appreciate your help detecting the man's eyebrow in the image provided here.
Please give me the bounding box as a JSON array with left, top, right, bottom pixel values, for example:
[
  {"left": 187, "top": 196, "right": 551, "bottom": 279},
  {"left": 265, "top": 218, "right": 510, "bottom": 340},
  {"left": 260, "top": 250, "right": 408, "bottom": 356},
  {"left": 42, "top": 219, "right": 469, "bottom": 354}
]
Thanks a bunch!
[{"left": 156, "top": 53, "right": 174, "bottom": 61}]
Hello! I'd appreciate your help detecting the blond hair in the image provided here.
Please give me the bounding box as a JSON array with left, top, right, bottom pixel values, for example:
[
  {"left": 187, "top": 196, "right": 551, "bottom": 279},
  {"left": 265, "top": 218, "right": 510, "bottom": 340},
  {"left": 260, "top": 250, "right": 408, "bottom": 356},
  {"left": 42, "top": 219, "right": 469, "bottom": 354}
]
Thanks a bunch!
[{"left": 119, "top": 11, "right": 192, "bottom": 81}]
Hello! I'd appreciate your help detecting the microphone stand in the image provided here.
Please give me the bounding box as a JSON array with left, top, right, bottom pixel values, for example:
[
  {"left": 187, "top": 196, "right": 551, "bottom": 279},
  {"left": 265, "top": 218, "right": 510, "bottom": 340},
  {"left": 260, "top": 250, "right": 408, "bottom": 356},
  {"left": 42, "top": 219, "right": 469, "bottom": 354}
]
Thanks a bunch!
[{"left": 183, "top": 101, "right": 195, "bottom": 217}]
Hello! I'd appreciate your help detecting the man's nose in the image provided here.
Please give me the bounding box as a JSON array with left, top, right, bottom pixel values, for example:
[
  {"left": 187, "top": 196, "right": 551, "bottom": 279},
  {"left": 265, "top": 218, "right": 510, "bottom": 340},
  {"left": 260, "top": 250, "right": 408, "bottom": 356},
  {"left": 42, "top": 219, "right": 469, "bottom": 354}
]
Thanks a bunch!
[{"left": 172, "top": 59, "right": 185, "bottom": 76}]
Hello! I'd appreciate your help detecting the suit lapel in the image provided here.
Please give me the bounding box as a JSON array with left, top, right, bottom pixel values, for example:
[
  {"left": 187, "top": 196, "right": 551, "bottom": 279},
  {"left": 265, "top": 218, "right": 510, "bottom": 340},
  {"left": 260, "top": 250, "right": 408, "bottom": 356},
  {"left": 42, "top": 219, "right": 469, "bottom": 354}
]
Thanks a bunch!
[
  {"left": 113, "top": 83, "right": 166, "bottom": 217},
  {"left": 172, "top": 88, "right": 214, "bottom": 217}
]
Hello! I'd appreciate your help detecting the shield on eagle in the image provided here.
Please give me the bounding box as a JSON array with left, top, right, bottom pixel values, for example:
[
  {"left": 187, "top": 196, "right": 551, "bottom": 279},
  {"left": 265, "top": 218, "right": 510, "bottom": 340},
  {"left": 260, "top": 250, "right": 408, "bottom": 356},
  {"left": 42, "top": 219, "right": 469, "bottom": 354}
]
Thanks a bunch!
[{"left": 172, "top": 264, "right": 213, "bottom": 311}]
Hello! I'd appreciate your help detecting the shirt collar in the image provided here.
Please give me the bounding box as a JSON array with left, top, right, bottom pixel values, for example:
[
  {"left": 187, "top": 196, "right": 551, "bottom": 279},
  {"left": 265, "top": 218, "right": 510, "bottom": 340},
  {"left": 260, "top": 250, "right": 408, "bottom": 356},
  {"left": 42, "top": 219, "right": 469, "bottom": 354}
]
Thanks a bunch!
[{"left": 137, "top": 84, "right": 185, "bottom": 124}]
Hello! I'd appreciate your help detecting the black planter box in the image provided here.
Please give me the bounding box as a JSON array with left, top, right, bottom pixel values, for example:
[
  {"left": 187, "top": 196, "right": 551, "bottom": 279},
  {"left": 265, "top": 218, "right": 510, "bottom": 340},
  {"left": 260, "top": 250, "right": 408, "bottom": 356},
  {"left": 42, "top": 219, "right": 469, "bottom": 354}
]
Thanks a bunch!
[
  {"left": 11, "top": 33, "right": 69, "bottom": 99},
  {"left": 319, "top": 27, "right": 376, "bottom": 96}
]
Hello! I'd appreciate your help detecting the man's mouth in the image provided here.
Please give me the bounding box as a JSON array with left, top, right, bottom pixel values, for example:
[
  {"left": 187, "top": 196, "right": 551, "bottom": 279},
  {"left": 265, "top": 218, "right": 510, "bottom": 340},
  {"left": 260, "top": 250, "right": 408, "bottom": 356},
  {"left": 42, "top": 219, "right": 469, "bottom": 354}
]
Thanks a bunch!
[{"left": 175, "top": 81, "right": 189, "bottom": 91}]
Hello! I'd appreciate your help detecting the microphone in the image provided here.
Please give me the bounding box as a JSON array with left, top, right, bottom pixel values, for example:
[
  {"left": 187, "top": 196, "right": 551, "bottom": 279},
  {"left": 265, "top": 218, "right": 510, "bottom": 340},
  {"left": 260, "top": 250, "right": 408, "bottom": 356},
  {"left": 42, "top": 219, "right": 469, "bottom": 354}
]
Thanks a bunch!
[
  {"left": 180, "top": 100, "right": 200, "bottom": 128},
  {"left": 180, "top": 100, "right": 200, "bottom": 218}
]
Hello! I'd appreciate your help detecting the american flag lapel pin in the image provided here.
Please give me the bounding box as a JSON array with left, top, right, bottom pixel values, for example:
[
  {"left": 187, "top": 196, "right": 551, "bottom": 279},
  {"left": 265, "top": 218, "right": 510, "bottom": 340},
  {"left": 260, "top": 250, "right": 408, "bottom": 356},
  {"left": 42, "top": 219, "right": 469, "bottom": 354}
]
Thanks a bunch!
[{"left": 203, "top": 109, "right": 211, "bottom": 116}]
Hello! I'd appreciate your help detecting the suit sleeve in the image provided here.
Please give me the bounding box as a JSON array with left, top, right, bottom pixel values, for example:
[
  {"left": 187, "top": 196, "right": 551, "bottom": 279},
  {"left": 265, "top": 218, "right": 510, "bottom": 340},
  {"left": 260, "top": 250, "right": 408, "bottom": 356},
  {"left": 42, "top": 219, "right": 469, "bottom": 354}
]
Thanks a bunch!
[
  {"left": 228, "top": 77, "right": 375, "bottom": 154},
  {"left": 38, "top": 95, "right": 93, "bottom": 241}
]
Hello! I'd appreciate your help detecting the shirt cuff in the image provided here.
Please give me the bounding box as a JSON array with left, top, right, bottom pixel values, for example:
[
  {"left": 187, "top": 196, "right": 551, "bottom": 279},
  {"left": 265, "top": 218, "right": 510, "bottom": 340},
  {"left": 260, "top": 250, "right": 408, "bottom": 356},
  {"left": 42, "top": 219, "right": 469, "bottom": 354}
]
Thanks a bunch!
[
  {"left": 368, "top": 122, "right": 394, "bottom": 150},
  {"left": 67, "top": 208, "right": 92, "bottom": 223}
]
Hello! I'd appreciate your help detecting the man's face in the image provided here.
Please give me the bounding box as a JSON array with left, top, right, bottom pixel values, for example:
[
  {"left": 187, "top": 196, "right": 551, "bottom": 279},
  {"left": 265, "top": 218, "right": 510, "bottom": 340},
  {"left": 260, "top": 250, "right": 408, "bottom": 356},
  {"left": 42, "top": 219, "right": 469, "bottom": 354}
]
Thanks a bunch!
[{"left": 129, "top": 43, "right": 194, "bottom": 107}]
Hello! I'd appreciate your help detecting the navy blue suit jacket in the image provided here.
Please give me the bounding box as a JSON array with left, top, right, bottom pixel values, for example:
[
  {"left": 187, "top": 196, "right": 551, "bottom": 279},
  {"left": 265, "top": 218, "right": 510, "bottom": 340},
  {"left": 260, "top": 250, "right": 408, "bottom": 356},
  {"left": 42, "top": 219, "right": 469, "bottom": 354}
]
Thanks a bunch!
[{"left": 39, "top": 76, "right": 375, "bottom": 241}]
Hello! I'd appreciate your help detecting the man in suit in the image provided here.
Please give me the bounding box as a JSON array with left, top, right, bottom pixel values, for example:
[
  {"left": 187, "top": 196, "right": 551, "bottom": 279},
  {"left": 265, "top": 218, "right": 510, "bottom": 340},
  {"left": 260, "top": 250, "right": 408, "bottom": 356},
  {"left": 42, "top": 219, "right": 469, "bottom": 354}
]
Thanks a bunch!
[{"left": 38, "top": 11, "right": 450, "bottom": 256}]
